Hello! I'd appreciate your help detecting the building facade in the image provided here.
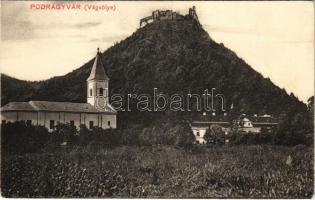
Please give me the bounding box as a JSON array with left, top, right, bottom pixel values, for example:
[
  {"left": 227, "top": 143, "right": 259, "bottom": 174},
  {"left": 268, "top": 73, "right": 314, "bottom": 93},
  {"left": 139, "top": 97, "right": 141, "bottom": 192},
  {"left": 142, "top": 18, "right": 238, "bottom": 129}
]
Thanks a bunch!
[
  {"left": 190, "top": 113, "right": 278, "bottom": 144},
  {"left": 1, "top": 49, "right": 117, "bottom": 131},
  {"left": 190, "top": 114, "right": 230, "bottom": 144}
]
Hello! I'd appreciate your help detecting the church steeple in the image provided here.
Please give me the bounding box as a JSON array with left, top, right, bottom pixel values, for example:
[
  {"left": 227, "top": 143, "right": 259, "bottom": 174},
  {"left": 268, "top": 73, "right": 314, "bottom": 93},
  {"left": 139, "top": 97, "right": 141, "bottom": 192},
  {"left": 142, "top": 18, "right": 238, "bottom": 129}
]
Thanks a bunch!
[
  {"left": 87, "top": 48, "right": 109, "bottom": 81},
  {"left": 87, "top": 48, "right": 109, "bottom": 107}
]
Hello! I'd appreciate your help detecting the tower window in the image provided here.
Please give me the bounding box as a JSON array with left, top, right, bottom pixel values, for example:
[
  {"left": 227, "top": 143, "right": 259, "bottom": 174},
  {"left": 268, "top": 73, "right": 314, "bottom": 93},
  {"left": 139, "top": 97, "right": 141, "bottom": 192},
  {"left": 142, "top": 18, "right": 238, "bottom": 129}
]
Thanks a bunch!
[
  {"left": 108, "top": 121, "right": 110, "bottom": 126},
  {"left": 99, "top": 88, "right": 104, "bottom": 96},
  {"left": 90, "top": 89, "right": 93, "bottom": 96},
  {"left": 196, "top": 131, "right": 200, "bottom": 136},
  {"left": 50, "top": 120, "right": 55, "bottom": 129}
]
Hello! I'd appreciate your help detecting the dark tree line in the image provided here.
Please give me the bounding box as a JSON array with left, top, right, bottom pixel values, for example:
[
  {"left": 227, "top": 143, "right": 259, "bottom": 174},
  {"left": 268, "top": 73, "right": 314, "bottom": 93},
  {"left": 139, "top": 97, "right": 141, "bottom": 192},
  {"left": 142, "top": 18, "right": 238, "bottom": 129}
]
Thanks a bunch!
[
  {"left": 1, "top": 119, "right": 195, "bottom": 155},
  {"left": 203, "top": 97, "right": 314, "bottom": 146}
]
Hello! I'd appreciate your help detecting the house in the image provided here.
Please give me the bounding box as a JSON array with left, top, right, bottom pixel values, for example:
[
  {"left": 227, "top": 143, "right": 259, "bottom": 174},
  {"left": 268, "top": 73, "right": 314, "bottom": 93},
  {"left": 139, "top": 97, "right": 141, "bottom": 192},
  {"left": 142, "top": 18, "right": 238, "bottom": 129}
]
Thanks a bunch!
[
  {"left": 233, "top": 117, "right": 260, "bottom": 133},
  {"left": 0, "top": 48, "right": 117, "bottom": 131},
  {"left": 233, "top": 114, "right": 278, "bottom": 133},
  {"left": 190, "top": 113, "right": 230, "bottom": 144},
  {"left": 191, "top": 113, "right": 278, "bottom": 144},
  {"left": 250, "top": 114, "right": 278, "bottom": 129}
]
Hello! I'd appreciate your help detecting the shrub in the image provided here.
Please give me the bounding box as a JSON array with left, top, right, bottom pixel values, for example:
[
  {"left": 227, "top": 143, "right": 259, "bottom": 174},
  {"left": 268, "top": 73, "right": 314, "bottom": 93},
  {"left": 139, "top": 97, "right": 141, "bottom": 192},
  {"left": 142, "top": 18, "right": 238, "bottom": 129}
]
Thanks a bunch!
[
  {"left": 229, "top": 131, "right": 273, "bottom": 145},
  {"left": 78, "top": 125, "right": 93, "bottom": 146},
  {"left": 120, "top": 128, "right": 141, "bottom": 146},
  {"left": 172, "top": 120, "right": 195, "bottom": 149},
  {"left": 272, "top": 106, "right": 313, "bottom": 146},
  {"left": 120, "top": 120, "right": 195, "bottom": 148},
  {"left": 204, "top": 125, "right": 226, "bottom": 145},
  {"left": 1, "top": 121, "right": 50, "bottom": 154},
  {"left": 52, "top": 123, "right": 78, "bottom": 145}
]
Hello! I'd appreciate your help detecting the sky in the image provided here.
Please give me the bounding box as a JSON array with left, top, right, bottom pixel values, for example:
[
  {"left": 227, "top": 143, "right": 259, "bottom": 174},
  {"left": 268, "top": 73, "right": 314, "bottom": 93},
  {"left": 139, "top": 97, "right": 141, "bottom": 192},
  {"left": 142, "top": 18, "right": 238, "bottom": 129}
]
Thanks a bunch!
[{"left": 0, "top": 1, "right": 314, "bottom": 102}]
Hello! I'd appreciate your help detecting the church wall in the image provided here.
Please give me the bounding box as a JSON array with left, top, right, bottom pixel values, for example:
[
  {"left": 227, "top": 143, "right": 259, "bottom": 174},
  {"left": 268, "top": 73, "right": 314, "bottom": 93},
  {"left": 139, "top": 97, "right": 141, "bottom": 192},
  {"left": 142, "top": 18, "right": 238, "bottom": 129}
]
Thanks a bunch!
[
  {"left": 83, "top": 113, "right": 102, "bottom": 129},
  {"left": 17, "top": 112, "right": 38, "bottom": 125},
  {"left": 1, "top": 111, "right": 37, "bottom": 124},
  {"left": 1, "top": 111, "right": 18, "bottom": 122},
  {"left": 64, "top": 113, "right": 81, "bottom": 127},
  {"left": 1, "top": 111, "right": 116, "bottom": 131},
  {"left": 101, "top": 114, "right": 116, "bottom": 129},
  {"left": 37, "top": 112, "right": 60, "bottom": 131}
]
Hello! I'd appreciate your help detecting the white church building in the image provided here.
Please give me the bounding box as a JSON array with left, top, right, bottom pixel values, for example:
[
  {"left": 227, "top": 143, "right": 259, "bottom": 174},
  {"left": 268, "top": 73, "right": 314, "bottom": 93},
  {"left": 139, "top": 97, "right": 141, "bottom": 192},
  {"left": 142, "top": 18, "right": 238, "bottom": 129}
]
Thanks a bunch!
[{"left": 1, "top": 49, "right": 117, "bottom": 131}]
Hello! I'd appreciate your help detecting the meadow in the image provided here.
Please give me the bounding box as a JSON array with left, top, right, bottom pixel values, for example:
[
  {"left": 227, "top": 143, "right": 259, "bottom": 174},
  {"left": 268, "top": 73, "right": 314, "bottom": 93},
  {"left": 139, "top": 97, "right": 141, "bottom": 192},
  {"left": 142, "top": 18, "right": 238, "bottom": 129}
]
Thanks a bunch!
[{"left": 1, "top": 145, "right": 313, "bottom": 198}]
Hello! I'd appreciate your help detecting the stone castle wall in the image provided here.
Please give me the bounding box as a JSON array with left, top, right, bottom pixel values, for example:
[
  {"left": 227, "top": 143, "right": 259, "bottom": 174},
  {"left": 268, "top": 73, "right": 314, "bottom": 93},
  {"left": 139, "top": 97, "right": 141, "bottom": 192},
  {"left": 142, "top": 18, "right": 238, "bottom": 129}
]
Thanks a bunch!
[{"left": 140, "top": 6, "right": 199, "bottom": 27}]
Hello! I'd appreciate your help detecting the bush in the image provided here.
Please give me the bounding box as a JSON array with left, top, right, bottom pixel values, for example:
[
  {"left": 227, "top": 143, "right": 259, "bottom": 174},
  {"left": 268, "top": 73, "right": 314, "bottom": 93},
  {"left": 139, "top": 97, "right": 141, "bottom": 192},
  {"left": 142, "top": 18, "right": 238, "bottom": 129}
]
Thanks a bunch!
[
  {"left": 1, "top": 121, "right": 50, "bottom": 154},
  {"left": 229, "top": 131, "right": 273, "bottom": 145},
  {"left": 1, "top": 119, "right": 197, "bottom": 154},
  {"left": 120, "top": 128, "right": 141, "bottom": 146},
  {"left": 118, "top": 120, "right": 195, "bottom": 149},
  {"left": 52, "top": 123, "right": 78, "bottom": 145},
  {"left": 175, "top": 120, "right": 195, "bottom": 149},
  {"left": 78, "top": 125, "right": 93, "bottom": 146},
  {"left": 204, "top": 125, "right": 226, "bottom": 145},
  {"left": 272, "top": 106, "right": 313, "bottom": 146}
]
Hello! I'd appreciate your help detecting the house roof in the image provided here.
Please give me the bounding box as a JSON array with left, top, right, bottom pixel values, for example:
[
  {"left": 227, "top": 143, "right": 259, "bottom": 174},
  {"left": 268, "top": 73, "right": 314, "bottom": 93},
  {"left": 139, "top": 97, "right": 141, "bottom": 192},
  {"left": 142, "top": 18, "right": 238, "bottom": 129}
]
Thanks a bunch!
[
  {"left": 1, "top": 101, "right": 116, "bottom": 114},
  {"left": 191, "top": 121, "right": 230, "bottom": 128},
  {"left": 1, "top": 102, "right": 35, "bottom": 111},
  {"left": 190, "top": 113, "right": 278, "bottom": 128},
  {"left": 249, "top": 116, "right": 278, "bottom": 125},
  {"left": 87, "top": 49, "right": 109, "bottom": 81},
  {"left": 191, "top": 115, "right": 230, "bottom": 127},
  {"left": 237, "top": 114, "right": 277, "bottom": 123},
  {"left": 192, "top": 114, "right": 230, "bottom": 122}
]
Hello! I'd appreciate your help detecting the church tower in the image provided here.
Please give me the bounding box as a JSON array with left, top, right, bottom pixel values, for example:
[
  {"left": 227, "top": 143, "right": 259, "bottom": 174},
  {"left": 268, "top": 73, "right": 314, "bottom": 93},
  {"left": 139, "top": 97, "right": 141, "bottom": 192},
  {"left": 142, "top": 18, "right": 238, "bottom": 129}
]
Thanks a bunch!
[{"left": 87, "top": 48, "right": 109, "bottom": 108}]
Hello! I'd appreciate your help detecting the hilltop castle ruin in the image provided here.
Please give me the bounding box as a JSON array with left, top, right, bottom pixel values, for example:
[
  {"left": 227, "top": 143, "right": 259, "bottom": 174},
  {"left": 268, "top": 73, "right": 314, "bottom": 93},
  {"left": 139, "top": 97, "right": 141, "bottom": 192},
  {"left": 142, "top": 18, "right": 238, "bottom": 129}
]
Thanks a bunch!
[{"left": 140, "top": 6, "right": 200, "bottom": 27}]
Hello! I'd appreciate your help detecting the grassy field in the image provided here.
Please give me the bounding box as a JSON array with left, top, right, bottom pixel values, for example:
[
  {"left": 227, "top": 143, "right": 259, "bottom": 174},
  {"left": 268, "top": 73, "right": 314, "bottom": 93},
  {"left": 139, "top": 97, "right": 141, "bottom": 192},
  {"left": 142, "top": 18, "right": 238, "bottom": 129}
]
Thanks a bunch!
[{"left": 1, "top": 145, "right": 313, "bottom": 198}]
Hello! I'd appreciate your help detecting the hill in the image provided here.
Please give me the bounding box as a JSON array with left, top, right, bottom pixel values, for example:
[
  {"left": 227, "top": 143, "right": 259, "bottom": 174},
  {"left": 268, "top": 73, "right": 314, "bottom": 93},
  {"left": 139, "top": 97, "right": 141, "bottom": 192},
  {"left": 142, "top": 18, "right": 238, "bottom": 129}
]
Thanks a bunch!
[
  {"left": 0, "top": 16, "right": 307, "bottom": 127},
  {"left": 1, "top": 74, "right": 40, "bottom": 104}
]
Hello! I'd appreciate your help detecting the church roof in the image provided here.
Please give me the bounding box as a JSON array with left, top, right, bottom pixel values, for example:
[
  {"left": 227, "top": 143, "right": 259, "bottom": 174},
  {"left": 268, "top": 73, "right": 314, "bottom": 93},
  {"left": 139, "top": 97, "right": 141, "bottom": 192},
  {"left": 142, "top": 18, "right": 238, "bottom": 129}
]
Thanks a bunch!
[
  {"left": 87, "top": 48, "right": 109, "bottom": 81},
  {"left": 1, "top": 101, "right": 116, "bottom": 114},
  {"left": 1, "top": 102, "right": 35, "bottom": 111}
]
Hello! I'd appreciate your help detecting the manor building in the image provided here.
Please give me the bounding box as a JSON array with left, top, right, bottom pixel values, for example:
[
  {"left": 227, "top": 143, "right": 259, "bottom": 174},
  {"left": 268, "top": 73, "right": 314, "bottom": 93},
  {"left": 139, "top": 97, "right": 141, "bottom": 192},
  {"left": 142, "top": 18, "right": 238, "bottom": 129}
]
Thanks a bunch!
[
  {"left": 190, "top": 113, "right": 278, "bottom": 144},
  {"left": 0, "top": 49, "right": 117, "bottom": 131}
]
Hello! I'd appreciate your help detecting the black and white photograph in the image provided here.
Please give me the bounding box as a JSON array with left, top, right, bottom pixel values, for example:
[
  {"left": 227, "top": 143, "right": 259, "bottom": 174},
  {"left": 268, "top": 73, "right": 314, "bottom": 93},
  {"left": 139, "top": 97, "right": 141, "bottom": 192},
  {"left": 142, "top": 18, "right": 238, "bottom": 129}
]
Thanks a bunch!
[{"left": 0, "top": 1, "right": 314, "bottom": 198}]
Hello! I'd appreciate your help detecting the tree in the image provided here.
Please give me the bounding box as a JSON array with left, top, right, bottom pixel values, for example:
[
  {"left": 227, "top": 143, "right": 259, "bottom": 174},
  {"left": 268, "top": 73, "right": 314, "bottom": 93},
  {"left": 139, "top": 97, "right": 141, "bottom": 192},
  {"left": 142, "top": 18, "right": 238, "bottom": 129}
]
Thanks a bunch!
[
  {"left": 174, "top": 120, "right": 195, "bottom": 149},
  {"left": 52, "top": 123, "right": 78, "bottom": 145},
  {"left": 307, "top": 96, "right": 314, "bottom": 128},
  {"left": 273, "top": 101, "right": 312, "bottom": 145},
  {"left": 204, "top": 125, "right": 225, "bottom": 145},
  {"left": 1, "top": 121, "right": 50, "bottom": 154},
  {"left": 78, "top": 124, "right": 92, "bottom": 146}
]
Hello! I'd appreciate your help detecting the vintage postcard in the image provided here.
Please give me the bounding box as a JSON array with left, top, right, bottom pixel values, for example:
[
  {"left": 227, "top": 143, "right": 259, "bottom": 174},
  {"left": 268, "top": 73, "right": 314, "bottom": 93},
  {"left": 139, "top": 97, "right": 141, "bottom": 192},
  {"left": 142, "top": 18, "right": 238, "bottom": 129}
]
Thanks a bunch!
[{"left": 0, "top": 1, "right": 314, "bottom": 198}]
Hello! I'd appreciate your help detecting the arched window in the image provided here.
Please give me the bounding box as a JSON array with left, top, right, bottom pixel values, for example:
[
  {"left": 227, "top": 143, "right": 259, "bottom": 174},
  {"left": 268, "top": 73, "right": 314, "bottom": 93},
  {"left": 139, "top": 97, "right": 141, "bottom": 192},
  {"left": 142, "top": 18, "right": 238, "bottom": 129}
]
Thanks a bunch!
[
  {"left": 90, "top": 89, "right": 92, "bottom": 96},
  {"left": 99, "top": 88, "right": 104, "bottom": 96},
  {"left": 196, "top": 131, "right": 200, "bottom": 136}
]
